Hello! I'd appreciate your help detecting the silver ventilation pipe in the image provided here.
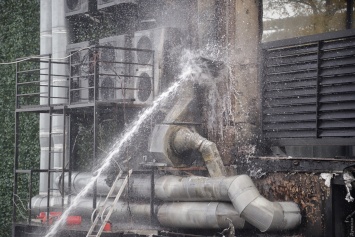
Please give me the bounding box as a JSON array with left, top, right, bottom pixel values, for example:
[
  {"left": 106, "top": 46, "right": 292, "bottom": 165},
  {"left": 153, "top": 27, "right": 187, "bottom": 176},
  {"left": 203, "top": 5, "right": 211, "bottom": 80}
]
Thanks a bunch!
[
  {"left": 57, "top": 172, "right": 151, "bottom": 198},
  {"left": 39, "top": 0, "right": 52, "bottom": 195},
  {"left": 155, "top": 175, "right": 301, "bottom": 232},
  {"left": 157, "top": 202, "right": 247, "bottom": 229},
  {"left": 59, "top": 173, "right": 301, "bottom": 232},
  {"left": 172, "top": 127, "right": 227, "bottom": 177},
  {"left": 51, "top": 0, "right": 68, "bottom": 189},
  {"left": 149, "top": 125, "right": 227, "bottom": 177},
  {"left": 31, "top": 195, "right": 246, "bottom": 230}
]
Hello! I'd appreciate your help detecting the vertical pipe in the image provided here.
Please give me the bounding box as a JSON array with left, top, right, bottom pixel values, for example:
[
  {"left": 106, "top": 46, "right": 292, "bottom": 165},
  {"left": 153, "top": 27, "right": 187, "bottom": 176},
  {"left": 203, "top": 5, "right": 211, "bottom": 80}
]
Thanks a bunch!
[
  {"left": 51, "top": 0, "right": 68, "bottom": 193},
  {"left": 39, "top": 0, "right": 52, "bottom": 195},
  {"left": 61, "top": 107, "right": 66, "bottom": 211},
  {"left": 150, "top": 168, "right": 155, "bottom": 224},
  {"left": 93, "top": 56, "right": 98, "bottom": 209}
]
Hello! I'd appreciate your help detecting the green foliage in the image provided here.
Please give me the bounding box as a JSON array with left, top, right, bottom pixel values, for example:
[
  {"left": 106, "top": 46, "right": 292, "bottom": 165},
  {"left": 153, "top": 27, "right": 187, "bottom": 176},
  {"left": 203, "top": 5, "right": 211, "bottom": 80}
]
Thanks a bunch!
[{"left": 0, "top": 1, "right": 40, "bottom": 236}]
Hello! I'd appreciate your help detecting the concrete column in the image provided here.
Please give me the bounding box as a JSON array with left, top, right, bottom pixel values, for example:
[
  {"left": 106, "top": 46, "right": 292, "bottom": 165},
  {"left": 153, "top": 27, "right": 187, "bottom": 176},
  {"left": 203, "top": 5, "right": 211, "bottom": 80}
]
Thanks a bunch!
[{"left": 227, "top": 0, "right": 262, "bottom": 158}]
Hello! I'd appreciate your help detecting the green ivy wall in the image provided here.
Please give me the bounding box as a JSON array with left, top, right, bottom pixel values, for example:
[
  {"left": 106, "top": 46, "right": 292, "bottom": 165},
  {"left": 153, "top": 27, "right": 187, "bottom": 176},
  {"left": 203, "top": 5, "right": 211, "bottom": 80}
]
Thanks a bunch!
[{"left": 0, "top": 1, "right": 40, "bottom": 236}]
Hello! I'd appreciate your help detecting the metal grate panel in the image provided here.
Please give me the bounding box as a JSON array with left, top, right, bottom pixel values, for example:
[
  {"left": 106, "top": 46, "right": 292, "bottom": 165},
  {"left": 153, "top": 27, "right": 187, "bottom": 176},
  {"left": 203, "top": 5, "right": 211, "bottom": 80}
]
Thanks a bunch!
[{"left": 262, "top": 30, "right": 355, "bottom": 143}]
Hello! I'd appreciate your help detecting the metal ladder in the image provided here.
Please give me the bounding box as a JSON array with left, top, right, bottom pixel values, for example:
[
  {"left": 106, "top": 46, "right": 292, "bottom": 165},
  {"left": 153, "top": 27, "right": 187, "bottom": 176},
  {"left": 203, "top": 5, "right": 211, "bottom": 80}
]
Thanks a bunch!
[{"left": 86, "top": 169, "right": 132, "bottom": 237}]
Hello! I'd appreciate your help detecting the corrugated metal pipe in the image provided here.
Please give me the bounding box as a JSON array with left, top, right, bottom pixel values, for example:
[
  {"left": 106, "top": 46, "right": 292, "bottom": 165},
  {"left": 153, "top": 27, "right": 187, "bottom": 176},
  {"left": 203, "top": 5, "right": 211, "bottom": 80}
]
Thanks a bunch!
[
  {"left": 171, "top": 127, "right": 227, "bottom": 177},
  {"left": 58, "top": 173, "right": 301, "bottom": 232}
]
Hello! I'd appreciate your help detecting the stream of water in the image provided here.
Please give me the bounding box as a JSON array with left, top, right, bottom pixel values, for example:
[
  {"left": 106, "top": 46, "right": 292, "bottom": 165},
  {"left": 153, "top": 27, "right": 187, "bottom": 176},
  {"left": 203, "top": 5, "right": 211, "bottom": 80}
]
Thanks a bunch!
[{"left": 45, "top": 50, "right": 204, "bottom": 237}]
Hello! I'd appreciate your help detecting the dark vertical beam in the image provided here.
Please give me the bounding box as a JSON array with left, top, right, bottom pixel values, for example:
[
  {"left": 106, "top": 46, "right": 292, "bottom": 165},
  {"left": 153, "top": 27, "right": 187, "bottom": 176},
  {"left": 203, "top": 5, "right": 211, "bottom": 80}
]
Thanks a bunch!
[
  {"left": 257, "top": 0, "right": 264, "bottom": 40},
  {"left": 150, "top": 167, "right": 155, "bottom": 224},
  {"left": 93, "top": 48, "right": 99, "bottom": 209},
  {"left": 347, "top": 0, "right": 354, "bottom": 29},
  {"left": 48, "top": 56, "right": 52, "bottom": 106},
  {"left": 325, "top": 179, "right": 334, "bottom": 237},
  {"left": 12, "top": 61, "right": 20, "bottom": 237},
  {"left": 61, "top": 106, "right": 66, "bottom": 211},
  {"left": 12, "top": 111, "right": 19, "bottom": 236},
  {"left": 28, "top": 171, "right": 33, "bottom": 225},
  {"left": 68, "top": 53, "right": 72, "bottom": 104},
  {"left": 346, "top": 0, "right": 355, "bottom": 29},
  {"left": 259, "top": 0, "right": 265, "bottom": 151},
  {"left": 93, "top": 104, "right": 97, "bottom": 209},
  {"left": 259, "top": 48, "right": 267, "bottom": 149},
  {"left": 68, "top": 114, "right": 72, "bottom": 206}
]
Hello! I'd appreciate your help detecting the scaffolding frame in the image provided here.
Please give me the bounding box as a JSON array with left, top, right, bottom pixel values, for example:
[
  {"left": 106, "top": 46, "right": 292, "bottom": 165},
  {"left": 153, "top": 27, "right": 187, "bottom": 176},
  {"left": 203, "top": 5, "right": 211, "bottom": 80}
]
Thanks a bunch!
[{"left": 12, "top": 45, "right": 155, "bottom": 236}]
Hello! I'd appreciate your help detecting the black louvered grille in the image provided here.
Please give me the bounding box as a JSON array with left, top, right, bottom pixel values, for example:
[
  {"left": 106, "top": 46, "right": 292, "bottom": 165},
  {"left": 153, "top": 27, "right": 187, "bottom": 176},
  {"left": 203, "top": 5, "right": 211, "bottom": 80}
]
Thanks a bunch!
[{"left": 262, "top": 31, "right": 355, "bottom": 142}]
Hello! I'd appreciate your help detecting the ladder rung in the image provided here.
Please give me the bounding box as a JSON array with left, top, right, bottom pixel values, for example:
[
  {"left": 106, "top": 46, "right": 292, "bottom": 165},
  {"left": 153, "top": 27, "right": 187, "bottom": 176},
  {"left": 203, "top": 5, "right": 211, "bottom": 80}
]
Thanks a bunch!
[{"left": 86, "top": 170, "right": 132, "bottom": 237}]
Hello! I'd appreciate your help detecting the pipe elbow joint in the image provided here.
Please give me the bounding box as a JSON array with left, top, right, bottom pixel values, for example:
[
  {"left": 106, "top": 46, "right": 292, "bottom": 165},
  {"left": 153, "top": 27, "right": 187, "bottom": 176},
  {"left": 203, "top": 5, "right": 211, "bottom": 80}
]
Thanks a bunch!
[
  {"left": 227, "top": 175, "right": 301, "bottom": 232},
  {"left": 199, "top": 140, "right": 226, "bottom": 177},
  {"left": 171, "top": 127, "right": 226, "bottom": 177}
]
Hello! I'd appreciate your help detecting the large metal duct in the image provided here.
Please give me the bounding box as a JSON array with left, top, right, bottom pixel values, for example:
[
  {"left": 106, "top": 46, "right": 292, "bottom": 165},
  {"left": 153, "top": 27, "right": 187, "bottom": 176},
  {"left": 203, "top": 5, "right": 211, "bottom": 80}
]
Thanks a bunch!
[
  {"left": 57, "top": 172, "right": 151, "bottom": 199},
  {"left": 157, "top": 202, "right": 247, "bottom": 229},
  {"left": 31, "top": 195, "right": 246, "bottom": 230},
  {"left": 155, "top": 175, "right": 301, "bottom": 232},
  {"left": 59, "top": 173, "right": 301, "bottom": 232},
  {"left": 39, "top": 0, "right": 52, "bottom": 195},
  {"left": 31, "top": 195, "right": 151, "bottom": 225}
]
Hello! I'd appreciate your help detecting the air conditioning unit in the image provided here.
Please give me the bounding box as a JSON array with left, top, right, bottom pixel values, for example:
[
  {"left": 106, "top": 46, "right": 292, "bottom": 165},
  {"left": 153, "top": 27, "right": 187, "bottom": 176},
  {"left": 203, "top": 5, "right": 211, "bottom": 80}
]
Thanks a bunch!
[
  {"left": 97, "top": 0, "right": 137, "bottom": 10},
  {"left": 110, "top": 69, "right": 153, "bottom": 105},
  {"left": 98, "top": 35, "right": 132, "bottom": 101},
  {"left": 65, "top": 0, "right": 96, "bottom": 17},
  {"left": 133, "top": 70, "right": 153, "bottom": 105},
  {"left": 67, "top": 41, "right": 92, "bottom": 103},
  {"left": 132, "top": 27, "right": 183, "bottom": 105}
]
